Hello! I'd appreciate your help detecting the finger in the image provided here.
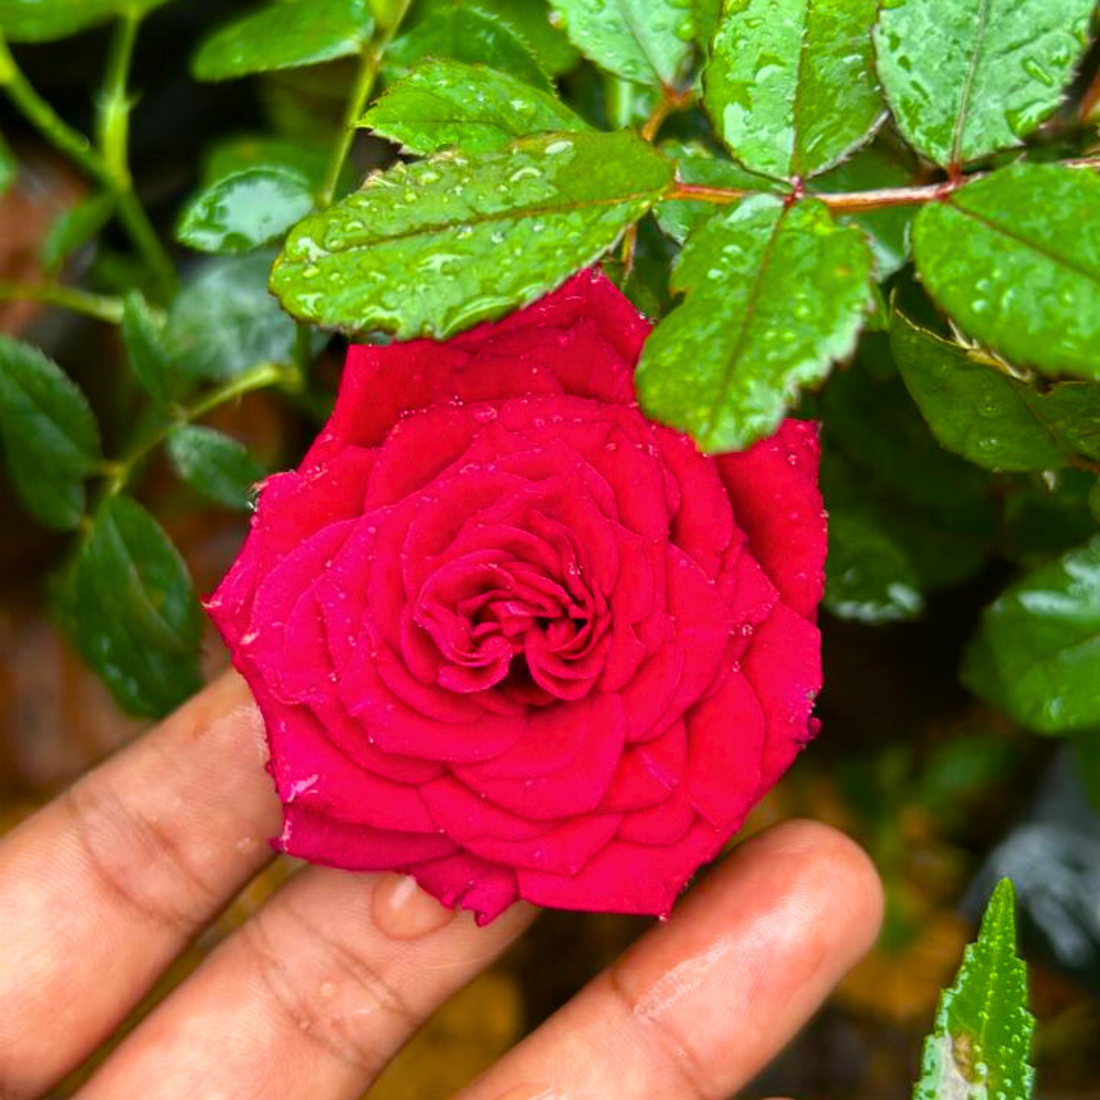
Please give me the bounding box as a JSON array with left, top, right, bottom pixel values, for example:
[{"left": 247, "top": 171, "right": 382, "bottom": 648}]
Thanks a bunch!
[
  {"left": 78, "top": 869, "right": 536, "bottom": 1100},
  {"left": 0, "top": 671, "right": 281, "bottom": 1100},
  {"left": 454, "top": 820, "right": 883, "bottom": 1100}
]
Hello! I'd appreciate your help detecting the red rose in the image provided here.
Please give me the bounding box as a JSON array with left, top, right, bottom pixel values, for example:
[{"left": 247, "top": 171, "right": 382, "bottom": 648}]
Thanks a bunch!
[{"left": 207, "top": 269, "right": 825, "bottom": 923}]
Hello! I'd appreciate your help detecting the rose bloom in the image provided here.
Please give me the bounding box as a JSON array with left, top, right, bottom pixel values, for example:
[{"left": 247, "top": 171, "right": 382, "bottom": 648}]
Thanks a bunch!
[{"left": 208, "top": 269, "right": 825, "bottom": 924}]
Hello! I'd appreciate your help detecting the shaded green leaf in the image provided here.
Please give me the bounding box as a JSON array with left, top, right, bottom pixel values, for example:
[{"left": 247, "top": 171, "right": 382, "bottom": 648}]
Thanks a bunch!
[
  {"left": 0, "top": 0, "right": 172, "bottom": 42},
  {"left": 546, "top": 0, "right": 693, "bottom": 87},
  {"left": 121, "top": 291, "right": 177, "bottom": 404},
  {"left": 636, "top": 194, "right": 873, "bottom": 452},
  {"left": 202, "top": 134, "right": 331, "bottom": 189},
  {"left": 913, "top": 164, "right": 1100, "bottom": 378},
  {"left": 41, "top": 193, "right": 115, "bottom": 274},
  {"left": 167, "top": 424, "right": 267, "bottom": 510},
  {"left": 63, "top": 495, "right": 203, "bottom": 717},
  {"left": 964, "top": 536, "right": 1100, "bottom": 734},
  {"left": 168, "top": 252, "right": 297, "bottom": 380},
  {"left": 1001, "top": 470, "right": 1099, "bottom": 570},
  {"left": 875, "top": 0, "right": 1094, "bottom": 168},
  {"left": 176, "top": 166, "right": 315, "bottom": 254},
  {"left": 655, "top": 139, "right": 780, "bottom": 244},
  {"left": 362, "top": 60, "right": 587, "bottom": 155},
  {"left": 0, "top": 335, "right": 100, "bottom": 529},
  {"left": 893, "top": 312, "right": 1100, "bottom": 472},
  {"left": 192, "top": 0, "right": 375, "bottom": 82},
  {"left": 913, "top": 880, "right": 1034, "bottom": 1100},
  {"left": 691, "top": 0, "right": 722, "bottom": 52},
  {"left": 463, "top": 0, "right": 580, "bottom": 76},
  {"left": 0, "top": 130, "right": 16, "bottom": 198},
  {"left": 386, "top": 4, "right": 551, "bottom": 91},
  {"left": 704, "top": 0, "right": 883, "bottom": 180},
  {"left": 271, "top": 130, "right": 674, "bottom": 338}
]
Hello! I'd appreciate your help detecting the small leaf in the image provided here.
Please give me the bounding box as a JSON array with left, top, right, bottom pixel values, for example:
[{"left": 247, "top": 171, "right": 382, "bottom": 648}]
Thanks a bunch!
[
  {"left": 168, "top": 252, "right": 297, "bottom": 380},
  {"left": 964, "top": 536, "right": 1100, "bottom": 734},
  {"left": 192, "top": 0, "right": 375, "bottom": 82},
  {"left": 655, "top": 139, "right": 780, "bottom": 245},
  {"left": 167, "top": 424, "right": 267, "bottom": 510},
  {"left": 0, "top": 130, "right": 16, "bottom": 198},
  {"left": 0, "top": 0, "right": 172, "bottom": 42},
  {"left": 893, "top": 312, "right": 1100, "bottom": 472},
  {"left": 546, "top": 0, "right": 693, "bottom": 87},
  {"left": 63, "top": 495, "right": 203, "bottom": 718},
  {"left": 913, "top": 164, "right": 1100, "bottom": 378},
  {"left": 0, "top": 335, "right": 101, "bottom": 529},
  {"left": 202, "top": 134, "right": 331, "bottom": 189},
  {"left": 875, "top": 0, "right": 1094, "bottom": 168},
  {"left": 636, "top": 194, "right": 873, "bottom": 452},
  {"left": 705, "top": 0, "right": 884, "bottom": 180},
  {"left": 385, "top": 5, "right": 551, "bottom": 91},
  {"left": 361, "top": 59, "right": 588, "bottom": 155},
  {"left": 271, "top": 130, "right": 674, "bottom": 338},
  {"left": 41, "top": 193, "right": 115, "bottom": 274},
  {"left": 913, "top": 880, "right": 1034, "bottom": 1100},
  {"left": 176, "top": 166, "right": 315, "bottom": 254},
  {"left": 121, "top": 291, "right": 177, "bottom": 404}
]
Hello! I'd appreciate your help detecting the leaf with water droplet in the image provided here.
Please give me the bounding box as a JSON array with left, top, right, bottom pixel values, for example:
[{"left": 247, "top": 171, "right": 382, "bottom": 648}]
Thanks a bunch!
[
  {"left": 0, "top": 0, "right": 174, "bottom": 42},
  {"left": 636, "top": 194, "right": 874, "bottom": 452},
  {"left": 912, "top": 879, "right": 1034, "bottom": 1100},
  {"left": 361, "top": 59, "right": 589, "bottom": 155},
  {"left": 271, "top": 130, "right": 673, "bottom": 338},
  {"left": 176, "top": 166, "right": 316, "bottom": 254},
  {"left": 191, "top": 0, "right": 374, "bottom": 82},
  {"left": 913, "top": 164, "right": 1100, "bottom": 379},
  {"left": 964, "top": 536, "right": 1100, "bottom": 734},
  {"left": 704, "top": 0, "right": 885, "bottom": 180},
  {"left": 874, "top": 0, "right": 1094, "bottom": 168},
  {"left": 893, "top": 311, "right": 1100, "bottom": 472},
  {"left": 547, "top": 0, "right": 694, "bottom": 87}
]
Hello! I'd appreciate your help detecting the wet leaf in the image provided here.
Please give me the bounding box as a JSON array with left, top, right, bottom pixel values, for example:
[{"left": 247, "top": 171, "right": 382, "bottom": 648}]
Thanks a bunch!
[
  {"left": 636, "top": 194, "right": 874, "bottom": 452},
  {"left": 167, "top": 424, "right": 267, "bottom": 510},
  {"left": 62, "top": 495, "right": 203, "bottom": 718},
  {"left": 705, "top": 0, "right": 884, "bottom": 180},
  {"left": 192, "top": 0, "right": 375, "bottom": 82},
  {"left": 893, "top": 312, "right": 1100, "bottom": 472},
  {"left": 964, "top": 536, "right": 1100, "bottom": 734},
  {"left": 874, "top": 0, "right": 1094, "bottom": 168},
  {"left": 41, "top": 193, "right": 115, "bottom": 274},
  {"left": 546, "top": 0, "right": 693, "bottom": 87},
  {"left": 361, "top": 59, "right": 588, "bottom": 155},
  {"left": 0, "top": 0, "right": 172, "bottom": 41},
  {"left": 386, "top": 5, "right": 551, "bottom": 91},
  {"left": 121, "top": 291, "right": 178, "bottom": 404},
  {"left": 0, "top": 335, "right": 100, "bottom": 530},
  {"left": 271, "top": 130, "right": 674, "bottom": 338},
  {"left": 913, "top": 880, "right": 1034, "bottom": 1100},
  {"left": 176, "top": 167, "right": 315, "bottom": 254},
  {"left": 913, "top": 164, "right": 1100, "bottom": 378},
  {"left": 168, "top": 252, "right": 297, "bottom": 380}
]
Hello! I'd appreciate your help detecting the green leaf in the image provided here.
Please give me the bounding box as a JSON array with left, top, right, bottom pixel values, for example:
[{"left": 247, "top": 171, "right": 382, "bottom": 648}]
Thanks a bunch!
[
  {"left": 459, "top": 0, "right": 581, "bottom": 76},
  {"left": 704, "top": 0, "right": 883, "bottom": 180},
  {"left": 176, "top": 167, "right": 315, "bottom": 254},
  {"left": 0, "top": 130, "right": 16, "bottom": 198},
  {"left": 386, "top": 4, "right": 552, "bottom": 91},
  {"left": 192, "top": 0, "right": 375, "bottom": 82},
  {"left": 913, "top": 879, "right": 1034, "bottom": 1100},
  {"left": 121, "top": 291, "right": 177, "bottom": 404},
  {"left": 964, "top": 536, "right": 1100, "bottom": 734},
  {"left": 913, "top": 164, "right": 1100, "bottom": 379},
  {"left": 893, "top": 312, "right": 1100, "bottom": 473},
  {"left": 362, "top": 60, "right": 588, "bottom": 155},
  {"left": 546, "top": 0, "right": 693, "bottom": 87},
  {"left": 691, "top": 0, "right": 722, "bottom": 52},
  {"left": 167, "top": 424, "right": 267, "bottom": 510},
  {"left": 0, "top": 0, "right": 172, "bottom": 42},
  {"left": 636, "top": 194, "right": 873, "bottom": 452},
  {"left": 655, "top": 139, "right": 780, "bottom": 245},
  {"left": 63, "top": 496, "right": 203, "bottom": 718},
  {"left": 271, "top": 130, "right": 674, "bottom": 338},
  {"left": 1002, "top": 470, "right": 1099, "bottom": 570},
  {"left": 0, "top": 335, "right": 100, "bottom": 529},
  {"left": 202, "top": 134, "right": 331, "bottom": 190},
  {"left": 40, "top": 193, "right": 115, "bottom": 274},
  {"left": 168, "top": 252, "right": 298, "bottom": 380},
  {"left": 812, "top": 141, "right": 914, "bottom": 278},
  {"left": 875, "top": 0, "right": 1094, "bottom": 168}
]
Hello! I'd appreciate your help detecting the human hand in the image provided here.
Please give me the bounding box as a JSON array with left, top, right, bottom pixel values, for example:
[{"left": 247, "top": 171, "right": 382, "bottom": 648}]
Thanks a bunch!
[{"left": 0, "top": 672, "right": 882, "bottom": 1100}]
